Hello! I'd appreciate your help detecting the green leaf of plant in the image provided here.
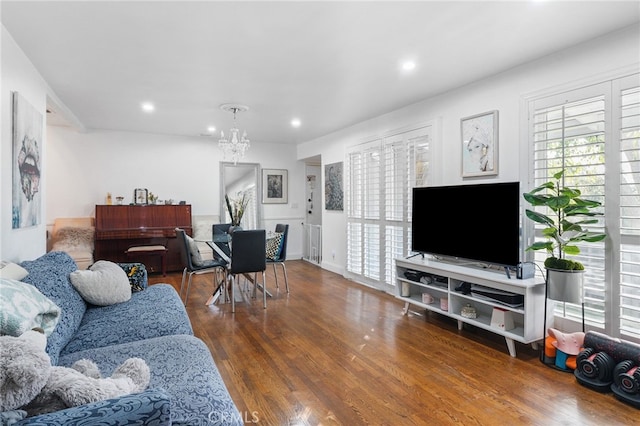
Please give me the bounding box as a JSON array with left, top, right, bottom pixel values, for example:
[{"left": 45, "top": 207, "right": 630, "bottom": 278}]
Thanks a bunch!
[
  {"left": 560, "top": 187, "right": 581, "bottom": 198},
  {"left": 525, "top": 209, "right": 554, "bottom": 226},
  {"left": 546, "top": 195, "right": 571, "bottom": 210},
  {"left": 572, "top": 219, "right": 600, "bottom": 225},
  {"left": 563, "top": 245, "right": 581, "bottom": 255},
  {"left": 568, "top": 207, "right": 602, "bottom": 218},
  {"left": 581, "top": 233, "right": 607, "bottom": 243},
  {"left": 528, "top": 182, "right": 555, "bottom": 194},
  {"left": 573, "top": 198, "right": 602, "bottom": 208},
  {"left": 541, "top": 227, "right": 557, "bottom": 238},
  {"left": 562, "top": 223, "right": 583, "bottom": 233},
  {"left": 525, "top": 241, "right": 553, "bottom": 251},
  {"left": 523, "top": 193, "right": 550, "bottom": 205}
]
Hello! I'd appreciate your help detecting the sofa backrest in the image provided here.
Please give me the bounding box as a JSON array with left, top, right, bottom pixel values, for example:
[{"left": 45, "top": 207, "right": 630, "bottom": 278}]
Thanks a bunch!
[{"left": 20, "top": 251, "right": 87, "bottom": 365}]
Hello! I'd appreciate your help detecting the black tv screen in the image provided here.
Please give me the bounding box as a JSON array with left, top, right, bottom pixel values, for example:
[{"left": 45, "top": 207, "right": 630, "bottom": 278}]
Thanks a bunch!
[{"left": 411, "top": 182, "right": 521, "bottom": 267}]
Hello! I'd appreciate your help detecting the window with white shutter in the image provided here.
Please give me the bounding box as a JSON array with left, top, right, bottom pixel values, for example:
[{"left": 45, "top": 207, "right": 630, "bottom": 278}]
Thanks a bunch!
[
  {"left": 345, "top": 126, "right": 432, "bottom": 291},
  {"left": 346, "top": 150, "right": 363, "bottom": 275},
  {"left": 528, "top": 74, "right": 640, "bottom": 342},
  {"left": 617, "top": 77, "right": 640, "bottom": 340}
]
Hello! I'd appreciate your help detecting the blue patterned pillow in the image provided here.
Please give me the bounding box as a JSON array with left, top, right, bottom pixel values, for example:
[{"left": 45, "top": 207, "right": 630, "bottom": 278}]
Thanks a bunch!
[
  {"left": 266, "top": 232, "right": 283, "bottom": 260},
  {"left": 118, "top": 262, "right": 148, "bottom": 292}
]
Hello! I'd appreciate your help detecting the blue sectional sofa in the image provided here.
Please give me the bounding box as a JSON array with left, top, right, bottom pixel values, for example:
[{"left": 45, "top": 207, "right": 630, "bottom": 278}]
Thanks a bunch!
[{"left": 16, "top": 251, "right": 241, "bottom": 425}]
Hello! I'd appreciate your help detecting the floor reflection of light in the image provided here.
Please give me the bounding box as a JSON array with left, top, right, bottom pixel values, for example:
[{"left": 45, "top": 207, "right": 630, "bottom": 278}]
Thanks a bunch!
[{"left": 288, "top": 406, "right": 323, "bottom": 426}]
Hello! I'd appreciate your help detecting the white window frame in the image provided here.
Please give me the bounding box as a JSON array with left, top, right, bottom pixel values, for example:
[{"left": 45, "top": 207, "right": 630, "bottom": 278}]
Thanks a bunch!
[
  {"left": 345, "top": 123, "right": 434, "bottom": 293},
  {"left": 523, "top": 71, "right": 640, "bottom": 343}
]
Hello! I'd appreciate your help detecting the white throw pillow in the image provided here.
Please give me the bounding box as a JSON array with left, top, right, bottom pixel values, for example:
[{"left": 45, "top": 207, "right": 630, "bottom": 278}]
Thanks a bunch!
[
  {"left": 69, "top": 260, "right": 131, "bottom": 306},
  {"left": 186, "top": 235, "right": 204, "bottom": 266},
  {"left": 0, "top": 261, "right": 29, "bottom": 280}
]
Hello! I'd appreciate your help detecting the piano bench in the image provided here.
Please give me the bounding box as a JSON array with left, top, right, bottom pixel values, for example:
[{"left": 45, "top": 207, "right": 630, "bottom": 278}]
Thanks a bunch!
[{"left": 125, "top": 245, "right": 168, "bottom": 276}]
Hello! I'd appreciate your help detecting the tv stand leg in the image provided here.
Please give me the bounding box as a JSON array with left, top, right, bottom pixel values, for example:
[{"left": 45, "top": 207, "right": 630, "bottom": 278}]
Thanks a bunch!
[
  {"left": 505, "top": 337, "right": 516, "bottom": 357},
  {"left": 402, "top": 302, "right": 409, "bottom": 315},
  {"left": 531, "top": 342, "right": 539, "bottom": 351},
  {"left": 457, "top": 320, "right": 463, "bottom": 331}
]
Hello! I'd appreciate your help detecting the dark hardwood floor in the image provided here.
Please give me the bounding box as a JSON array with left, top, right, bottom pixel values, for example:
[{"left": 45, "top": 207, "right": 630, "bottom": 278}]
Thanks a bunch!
[{"left": 149, "top": 260, "right": 637, "bottom": 425}]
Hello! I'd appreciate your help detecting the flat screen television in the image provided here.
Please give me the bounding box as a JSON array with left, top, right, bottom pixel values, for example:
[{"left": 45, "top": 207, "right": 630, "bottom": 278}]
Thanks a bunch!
[{"left": 411, "top": 182, "right": 521, "bottom": 267}]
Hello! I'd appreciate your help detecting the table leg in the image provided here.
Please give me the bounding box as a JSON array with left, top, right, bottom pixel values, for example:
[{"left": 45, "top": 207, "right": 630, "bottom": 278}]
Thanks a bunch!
[
  {"left": 243, "top": 273, "right": 273, "bottom": 297},
  {"left": 505, "top": 337, "right": 517, "bottom": 357}
]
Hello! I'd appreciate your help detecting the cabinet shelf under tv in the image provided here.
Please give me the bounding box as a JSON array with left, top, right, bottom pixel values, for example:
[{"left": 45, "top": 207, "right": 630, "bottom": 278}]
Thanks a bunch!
[{"left": 395, "top": 256, "right": 545, "bottom": 357}]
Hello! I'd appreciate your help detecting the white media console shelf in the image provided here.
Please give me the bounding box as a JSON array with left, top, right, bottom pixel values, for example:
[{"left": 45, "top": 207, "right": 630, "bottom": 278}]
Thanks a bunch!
[{"left": 395, "top": 256, "right": 546, "bottom": 357}]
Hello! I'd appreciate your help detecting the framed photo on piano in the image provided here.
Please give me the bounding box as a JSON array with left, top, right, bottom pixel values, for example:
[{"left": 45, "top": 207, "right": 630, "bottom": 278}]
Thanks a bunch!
[{"left": 134, "top": 188, "right": 148, "bottom": 205}]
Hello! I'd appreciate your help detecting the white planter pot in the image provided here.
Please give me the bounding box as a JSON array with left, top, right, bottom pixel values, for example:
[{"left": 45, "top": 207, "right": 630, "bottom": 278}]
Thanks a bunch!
[{"left": 546, "top": 268, "right": 584, "bottom": 303}]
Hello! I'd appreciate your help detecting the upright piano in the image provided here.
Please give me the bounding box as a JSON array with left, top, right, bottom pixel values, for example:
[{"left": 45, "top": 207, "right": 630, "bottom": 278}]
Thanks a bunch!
[{"left": 94, "top": 204, "right": 192, "bottom": 273}]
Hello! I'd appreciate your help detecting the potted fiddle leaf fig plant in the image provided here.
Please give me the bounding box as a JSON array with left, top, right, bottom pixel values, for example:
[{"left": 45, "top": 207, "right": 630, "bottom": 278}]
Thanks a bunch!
[{"left": 523, "top": 170, "right": 606, "bottom": 303}]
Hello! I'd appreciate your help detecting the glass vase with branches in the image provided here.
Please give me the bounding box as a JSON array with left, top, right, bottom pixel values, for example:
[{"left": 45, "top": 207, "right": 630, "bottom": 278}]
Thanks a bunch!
[{"left": 225, "top": 192, "right": 249, "bottom": 227}]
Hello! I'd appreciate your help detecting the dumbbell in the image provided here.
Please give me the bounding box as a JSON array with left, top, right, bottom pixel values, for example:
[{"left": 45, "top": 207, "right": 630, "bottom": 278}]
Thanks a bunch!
[
  {"left": 576, "top": 348, "right": 616, "bottom": 383},
  {"left": 614, "top": 360, "right": 640, "bottom": 394}
]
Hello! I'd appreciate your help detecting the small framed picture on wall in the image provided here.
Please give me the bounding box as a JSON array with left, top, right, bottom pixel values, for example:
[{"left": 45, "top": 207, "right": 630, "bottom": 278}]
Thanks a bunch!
[
  {"left": 262, "top": 169, "right": 288, "bottom": 204},
  {"left": 461, "top": 110, "right": 498, "bottom": 178}
]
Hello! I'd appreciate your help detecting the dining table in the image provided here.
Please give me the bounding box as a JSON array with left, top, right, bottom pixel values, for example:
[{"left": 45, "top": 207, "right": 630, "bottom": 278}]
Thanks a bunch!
[{"left": 206, "top": 231, "right": 273, "bottom": 305}]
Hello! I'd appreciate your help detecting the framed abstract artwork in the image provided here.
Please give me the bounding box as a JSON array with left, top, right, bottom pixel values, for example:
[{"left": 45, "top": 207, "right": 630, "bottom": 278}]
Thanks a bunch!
[
  {"left": 12, "top": 92, "right": 43, "bottom": 229},
  {"left": 461, "top": 110, "right": 498, "bottom": 178},
  {"left": 262, "top": 169, "right": 288, "bottom": 204},
  {"left": 324, "top": 161, "right": 343, "bottom": 211}
]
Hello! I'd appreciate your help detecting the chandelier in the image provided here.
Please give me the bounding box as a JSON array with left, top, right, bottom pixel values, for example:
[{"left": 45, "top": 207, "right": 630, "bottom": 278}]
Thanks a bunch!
[{"left": 218, "top": 104, "right": 250, "bottom": 164}]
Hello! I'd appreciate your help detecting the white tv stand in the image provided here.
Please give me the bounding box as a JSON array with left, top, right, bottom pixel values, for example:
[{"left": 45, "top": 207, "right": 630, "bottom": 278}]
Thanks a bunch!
[{"left": 395, "top": 256, "right": 545, "bottom": 357}]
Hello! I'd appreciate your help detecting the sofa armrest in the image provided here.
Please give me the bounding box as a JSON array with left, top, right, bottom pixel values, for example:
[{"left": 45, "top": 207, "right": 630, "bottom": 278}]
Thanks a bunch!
[{"left": 16, "top": 389, "right": 170, "bottom": 426}]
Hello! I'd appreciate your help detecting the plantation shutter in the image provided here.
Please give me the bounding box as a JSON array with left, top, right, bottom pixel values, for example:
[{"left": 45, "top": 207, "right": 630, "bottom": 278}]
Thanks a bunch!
[
  {"left": 363, "top": 144, "right": 381, "bottom": 281},
  {"left": 384, "top": 137, "right": 405, "bottom": 285},
  {"left": 346, "top": 150, "right": 363, "bottom": 275},
  {"left": 531, "top": 87, "right": 607, "bottom": 326},
  {"left": 346, "top": 140, "right": 381, "bottom": 280},
  {"left": 617, "top": 76, "right": 640, "bottom": 340},
  {"left": 529, "top": 74, "right": 640, "bottom": 341},
  {"left": 345, "top": 126, "right": 432, "bottom": 291}
]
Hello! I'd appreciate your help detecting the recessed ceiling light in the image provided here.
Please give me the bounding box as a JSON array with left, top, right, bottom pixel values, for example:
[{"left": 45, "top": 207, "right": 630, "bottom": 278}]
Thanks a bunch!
[
  {"left": 401, "top": 61, "right": 416, "bottom": 71},
  {"left": 291, "top": 118, "right": 301, "bottom": 128},
  {"left": 141, "top": 102, "right": 155, "bottom": 112},
  {"left": 207, "top": 126, "right": 216, "bottom": 133}
]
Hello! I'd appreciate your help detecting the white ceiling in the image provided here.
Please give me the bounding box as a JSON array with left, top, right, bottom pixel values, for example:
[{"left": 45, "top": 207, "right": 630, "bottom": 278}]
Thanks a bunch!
[{"left": 2, "top": 1, "right": 639, "bottom": 145}]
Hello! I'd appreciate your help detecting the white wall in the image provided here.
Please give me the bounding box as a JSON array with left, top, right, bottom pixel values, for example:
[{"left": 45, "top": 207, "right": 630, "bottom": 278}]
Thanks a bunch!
[
  {"left": 297, "top": 24, "right": 640, "bottom": 276},
  {"left": 1, "top": 26, "right": 49, "bottom": 262},
  {"left": 45, "top": 126, "right": 307, "bottom": 258}
]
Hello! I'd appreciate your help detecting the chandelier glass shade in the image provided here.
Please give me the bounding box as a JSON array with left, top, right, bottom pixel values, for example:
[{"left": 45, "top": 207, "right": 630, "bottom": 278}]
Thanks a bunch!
[{"left": 218, "top": 104, "right": 250, "bottom": 164}]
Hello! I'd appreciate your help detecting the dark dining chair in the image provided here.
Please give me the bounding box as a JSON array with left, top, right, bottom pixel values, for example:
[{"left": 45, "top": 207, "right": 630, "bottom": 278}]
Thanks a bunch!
[
  {"left": 175, "top": 228, "right": 227, "bottom": 306},
  {"left": 212, "top": 223, "right": 232, "bottom": 262},
  {"left": 266, "top": 223, "right": 289, "bottom": 293},
  {"left": 227, "top": 229, "right": 267, "bottom": 313}
]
